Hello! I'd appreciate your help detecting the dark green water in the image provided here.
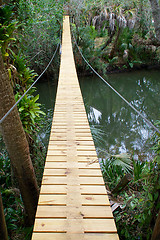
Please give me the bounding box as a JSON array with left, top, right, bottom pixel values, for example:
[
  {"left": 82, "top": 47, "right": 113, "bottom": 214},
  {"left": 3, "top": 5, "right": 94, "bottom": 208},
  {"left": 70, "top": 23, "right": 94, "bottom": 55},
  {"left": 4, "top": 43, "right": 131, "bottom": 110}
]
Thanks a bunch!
[
  {"left": 36, "top": 78, "right": 57, "bottom": 111},
  {"left": 37, "top": 70, "right": 160, "bottom": 160}
]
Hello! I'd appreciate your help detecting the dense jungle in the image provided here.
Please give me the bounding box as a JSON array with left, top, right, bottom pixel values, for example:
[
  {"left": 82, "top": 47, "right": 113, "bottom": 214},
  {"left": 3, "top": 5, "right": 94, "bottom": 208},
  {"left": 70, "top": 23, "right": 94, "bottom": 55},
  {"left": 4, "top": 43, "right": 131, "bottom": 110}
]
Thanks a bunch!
[{"left": 0, "top": 0, "right": 160, "bottom": 239}]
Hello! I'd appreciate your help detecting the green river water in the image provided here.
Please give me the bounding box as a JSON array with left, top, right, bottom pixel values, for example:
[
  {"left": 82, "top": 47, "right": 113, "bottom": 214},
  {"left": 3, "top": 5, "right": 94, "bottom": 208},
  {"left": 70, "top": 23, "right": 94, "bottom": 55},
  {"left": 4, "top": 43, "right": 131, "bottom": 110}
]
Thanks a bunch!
[{"left": 36, "top": 69, "right": 160, "bottom": 160}]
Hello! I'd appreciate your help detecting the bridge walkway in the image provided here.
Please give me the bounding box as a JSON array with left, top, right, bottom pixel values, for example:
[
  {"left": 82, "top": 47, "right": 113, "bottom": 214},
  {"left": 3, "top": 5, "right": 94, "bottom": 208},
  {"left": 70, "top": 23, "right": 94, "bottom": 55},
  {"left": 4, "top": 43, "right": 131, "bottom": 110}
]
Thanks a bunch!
[{"left": 31, "top": 16, "right": 119, "bottom": 240}]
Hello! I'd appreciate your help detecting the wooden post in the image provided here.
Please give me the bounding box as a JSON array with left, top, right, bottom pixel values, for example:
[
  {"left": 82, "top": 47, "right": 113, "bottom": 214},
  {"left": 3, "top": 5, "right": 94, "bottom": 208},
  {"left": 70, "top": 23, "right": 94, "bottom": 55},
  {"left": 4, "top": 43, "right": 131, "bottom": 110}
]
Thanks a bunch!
[
  {"left": 0, "top": 192, "right": 8, "bottom": 240},
  {"left": 112, "top": 174, "right": 132, "bottom": 194},
  {"left": 151, "top": 210, "right": 160, "bottom": 240}
]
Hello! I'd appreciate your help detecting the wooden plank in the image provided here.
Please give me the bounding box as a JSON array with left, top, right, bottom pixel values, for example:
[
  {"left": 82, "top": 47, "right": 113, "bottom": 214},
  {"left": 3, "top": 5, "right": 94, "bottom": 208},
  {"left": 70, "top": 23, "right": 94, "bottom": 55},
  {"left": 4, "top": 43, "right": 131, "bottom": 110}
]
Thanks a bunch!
[
  {"left": 75, "top": 127, "right": 91, "bottom": 130},
  {"left": 76, "top": 133, "right": 92, "bottom": 137},
  {"left": 83, "top": 219, "right": 117, "bottom": 233},
  {"left": 77, "top": 156, "right": 98, "bottom": 160},
  {"left": 47, "top": 150, "right": 67, "bottom": 156},
  {"left": 77, "top": 146, "right": 96, "bottom": 150},
  {"left": 51, "top": 123, "right": 67, "bottom": 126},
  {"left": 38, "top": 195, "right": 66, "bottom": 205},
  {"left": 51, "top": 129, "right": 68, "bottom": 133},
  {"left": 77, "top": 156, "right": 98, "bottom": 162},
  {"left": 51, "top": 126, "right": 67, "bottom": 129},
  {"left": 33, "top": 219, "right": 67, "bottom": 232},
  {"left": 50, "top": 136, "right": 67, "bottom": 141},
  {"left": 40, "top": 185, "right": 67, "bottom": 194},
  {"left": 79, "top": 177, "right": 104, "bottom": 185},
  {"left": 48, "top": 141, "right": 67, "bottom": 145},
  {"left": 44, "top": 162, "right": 67, "bottom": 169},
  {"left": 47, "top": 145, "right": 96, "bottom": 151},
  {"left": 36, "top": 206, "right": 113, "bottom": 219},
  {"left": 32, "top": 233, "right": 66, "bottom": 240},
  {"left": 32, "top": 233, "right": 119, "bottom": 240},
  {"left": 41, "top": 185, "right": 108, "bottom": 195},
  {"left": 78, "top": 162, "right": 100, "bottom": 169},
  {"left": 80, "top": 186, "right": 107, "bottom": 195},
  {"left": 75, "top": 137, "right": 93, "bottom": 141},
  {"left": 33, "top": 219, "right": 117, "bottom": 233},
  {"left": 36, "top": 206, "right": 67, "bottom": 218},
  {"left": 81, "top": 206, "right": 113, "bottom": 218},
  {"left": 79, "top": 169, "right": 102, "bottom": 176},
  {"left": 75, "top": 129, "right": 92, "bottom": 132},
  {"left": 49, "top": 133, "right": 66, "bottom": 136},
  {"left": 46, "top": 155, "right": 67, "bottom": 162},
  {"left": 43, "top": 169, "right": 102, "bottom": 177},
  {"left": 81, "top": 195, "right": 110, "bottom": 206},
  {"left": 77, "top": 151, "right": 97, "bottom": 156},
  {"left": 49, "top": 140, "right": 67, "bottom": 144},
  {"left": 42, "top": 176, "right": 104, "bottom": 185},
  {"left": 75, "top": 140, "right": 95, "bottom": 146},
  {"left": 43, "top": 169, "right": 67, "bottom": 176},
  {"left": 45, "top": 162, "right": 100, "bottom": 169},
  {"left": 42, "top": 176, "right": 67, "bottom": 185},
  {"left": 75, "top": 124, "right": 90, "bottom": 127}
]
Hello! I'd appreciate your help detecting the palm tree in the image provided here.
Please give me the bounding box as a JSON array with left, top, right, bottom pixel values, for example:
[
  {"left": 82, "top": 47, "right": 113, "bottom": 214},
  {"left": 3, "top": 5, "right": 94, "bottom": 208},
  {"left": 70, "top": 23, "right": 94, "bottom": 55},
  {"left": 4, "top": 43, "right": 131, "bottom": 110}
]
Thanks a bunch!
[
  {"left": 0, "top": 51, "right": 39, "bottom": 225},
  {"left": 0, "top": 192, "right": 8, "bottom": 240},
  {"left": 149, "top": 0, "right": 160, "bottom": 42}
]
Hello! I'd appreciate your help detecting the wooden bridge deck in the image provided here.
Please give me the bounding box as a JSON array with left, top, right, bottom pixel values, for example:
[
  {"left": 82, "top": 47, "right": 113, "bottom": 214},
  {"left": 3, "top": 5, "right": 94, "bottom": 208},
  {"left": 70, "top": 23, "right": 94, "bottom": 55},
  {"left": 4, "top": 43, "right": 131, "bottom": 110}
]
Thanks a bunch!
[{"left": 32, "top": 16, "right": 119, "bottom": 240}]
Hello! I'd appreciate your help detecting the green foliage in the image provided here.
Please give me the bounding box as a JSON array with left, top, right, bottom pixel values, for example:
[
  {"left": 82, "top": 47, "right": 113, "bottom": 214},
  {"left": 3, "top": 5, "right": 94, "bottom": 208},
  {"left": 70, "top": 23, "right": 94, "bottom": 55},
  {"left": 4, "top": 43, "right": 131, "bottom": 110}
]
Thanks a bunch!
[
  {"left": 101, "top": 124, "right": 160, "bottom": 240},
  {"left": 0, "top": 5, "right": 17, "bottom": 58},
  {"left": 3, "top": 192, "right": 24, "bottom": 235},
  {"left": 15, "top": 92, "right": 45, "bottom": 134},
  {"left": 114, "top": 157, "right": 160, "bottom": 239},
  {"left": 17, "top": 0, "right": 64, "bottom": 73},
  {"left": 70, "top": 0, "right": 160, "bottom": 72},
  {"left": 90, "top": 125, "right": 106, "bottom": 146},
  {"left": 0, "top": 4, "right": 13, "bottom": 25},
  {"left": 0, "top": 146, "right": 24, "bottom": 237},
  {"left": 13, "top": 53, "right": 38, "bottom": 89},
  {"left": 0, "top": 2, "right": 45, "bottom": 135},
  {"left": 132, "top": 158, "right": 145, "bottom": 181},
  {"left": 89, "top": 26, "right": 97, "bottom": 39},
  {"left": 0, "top": 148, "right": 11, "bottom": 189},
  {"left": 101, "top": 152, "right": 132, "bottom": 188},
  {"left": 0, "top": 108, "right": 51, "bottom": 238}
]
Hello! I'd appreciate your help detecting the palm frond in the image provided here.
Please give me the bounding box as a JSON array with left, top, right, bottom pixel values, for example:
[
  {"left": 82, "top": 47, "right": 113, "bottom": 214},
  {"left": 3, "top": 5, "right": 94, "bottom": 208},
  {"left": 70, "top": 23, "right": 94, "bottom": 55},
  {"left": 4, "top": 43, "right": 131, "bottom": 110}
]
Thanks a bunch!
[{"left": 111, "top": 153, "right": 133, "bottom": 174}]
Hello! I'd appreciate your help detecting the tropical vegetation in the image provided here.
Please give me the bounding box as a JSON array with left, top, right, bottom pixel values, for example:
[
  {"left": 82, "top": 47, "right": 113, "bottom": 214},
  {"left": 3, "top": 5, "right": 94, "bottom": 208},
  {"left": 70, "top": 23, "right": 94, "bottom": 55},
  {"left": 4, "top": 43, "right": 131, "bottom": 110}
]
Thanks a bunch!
[
  {"left": 70, "top": 0, "right": 160, "bottom": 73},
  {"left": 0, "top": 0, "right": 160, "bottom": 239}
]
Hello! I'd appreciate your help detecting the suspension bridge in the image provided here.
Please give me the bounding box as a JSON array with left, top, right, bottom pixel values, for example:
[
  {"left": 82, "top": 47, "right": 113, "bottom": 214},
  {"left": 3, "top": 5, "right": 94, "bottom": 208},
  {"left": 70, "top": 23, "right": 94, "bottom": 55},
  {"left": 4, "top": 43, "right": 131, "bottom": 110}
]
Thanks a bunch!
[{"left": 31, "top": 16, "right": 119, "bottom": 240}]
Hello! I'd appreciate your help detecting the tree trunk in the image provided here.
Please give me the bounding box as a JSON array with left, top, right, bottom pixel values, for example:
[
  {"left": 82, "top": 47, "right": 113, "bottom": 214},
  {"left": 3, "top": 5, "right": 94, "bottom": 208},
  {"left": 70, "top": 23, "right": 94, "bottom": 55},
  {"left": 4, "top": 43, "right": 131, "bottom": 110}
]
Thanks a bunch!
[
  {"left": 149, "top": 0, "right": 160, "bottom": 42},
  {"left": 112, "top": 173, "right": 132, "bottom": 194},
  {"left": 101, "top": 29, "right": 116, "bottom": 51},
  {"left": 0, "top": 192, "right": 8, "bottom": 240},
  {"left": 151, "top": 210, "right": 160, "bottom": 240},
  {"left": 109, "top": 27, "right": 121, "bottom": 59},
  {"left": 0, "top": 52, "right": 39, "bottom": 226}
]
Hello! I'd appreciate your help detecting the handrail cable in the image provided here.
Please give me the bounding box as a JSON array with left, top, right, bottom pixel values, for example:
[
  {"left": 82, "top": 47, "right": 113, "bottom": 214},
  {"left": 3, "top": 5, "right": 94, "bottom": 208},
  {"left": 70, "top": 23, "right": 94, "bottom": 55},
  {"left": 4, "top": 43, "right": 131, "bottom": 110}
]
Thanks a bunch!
[
  {"left": 26, "top": 50, "right": 44, "bottom": 64},
  {"left": 72, "top": 33, "right": 160, "bottom": 134},
  {"left": 0, "top": 42, "right": 60, "bottom": 124}
]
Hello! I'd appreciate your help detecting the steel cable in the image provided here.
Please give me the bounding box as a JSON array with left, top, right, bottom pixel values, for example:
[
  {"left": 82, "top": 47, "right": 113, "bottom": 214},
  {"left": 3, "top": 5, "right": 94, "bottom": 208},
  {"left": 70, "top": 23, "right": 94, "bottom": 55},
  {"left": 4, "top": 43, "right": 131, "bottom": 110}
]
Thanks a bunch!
[{"left": 0, "top": 42, "right": 60, "bottom": 124}]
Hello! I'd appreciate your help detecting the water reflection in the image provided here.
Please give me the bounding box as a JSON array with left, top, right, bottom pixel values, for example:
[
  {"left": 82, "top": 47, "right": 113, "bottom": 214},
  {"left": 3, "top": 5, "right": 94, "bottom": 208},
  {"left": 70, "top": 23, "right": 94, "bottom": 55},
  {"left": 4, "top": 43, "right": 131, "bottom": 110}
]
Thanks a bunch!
[
  {"left": 35, "top": 78, "right": 57, "bottom": 146},
  {"left": 79, "top": 70, "right": 160, "bottom": 159},
  {"left": 35, "top": 78, "right": 57, "bottom": 111}
]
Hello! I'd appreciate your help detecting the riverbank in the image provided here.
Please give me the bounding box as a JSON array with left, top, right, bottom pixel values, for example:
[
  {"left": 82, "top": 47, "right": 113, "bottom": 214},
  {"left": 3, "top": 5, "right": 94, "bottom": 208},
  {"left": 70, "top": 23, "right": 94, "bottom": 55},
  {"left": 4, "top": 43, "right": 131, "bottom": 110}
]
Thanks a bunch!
[{"left": 76, "top": 62, "right": 160, "bottom": 77}]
